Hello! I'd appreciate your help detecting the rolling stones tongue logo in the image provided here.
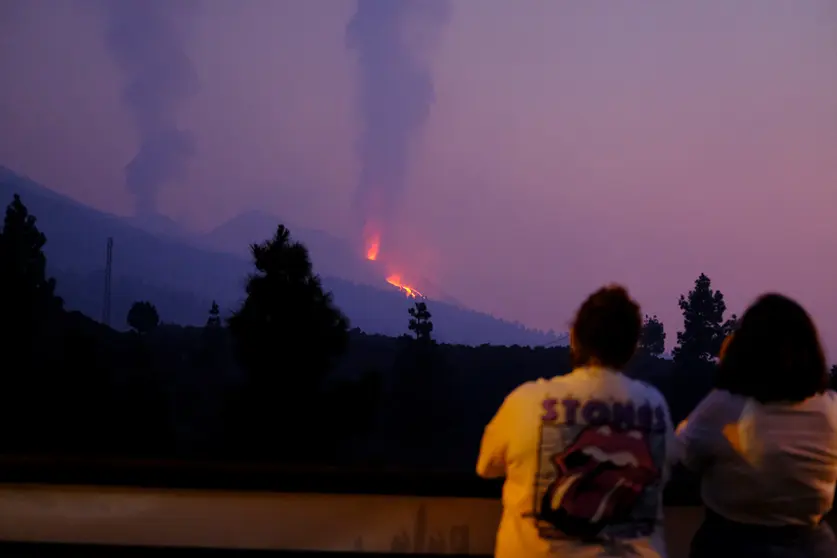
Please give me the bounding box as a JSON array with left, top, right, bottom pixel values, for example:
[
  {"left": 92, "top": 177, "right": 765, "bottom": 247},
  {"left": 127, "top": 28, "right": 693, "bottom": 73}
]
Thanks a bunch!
[{"left": 537, "top": 425, "right": 659, "bottom": 539}]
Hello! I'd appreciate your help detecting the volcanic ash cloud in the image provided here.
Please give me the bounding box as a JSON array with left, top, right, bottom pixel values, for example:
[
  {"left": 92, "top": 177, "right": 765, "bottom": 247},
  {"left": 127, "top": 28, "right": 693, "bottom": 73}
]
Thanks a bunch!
[
  {"left": 346, "top": 0, "right": 450, "bottom": 257},
  {"left": 102, "top": 0, "right": 200, "bottom": 217}
]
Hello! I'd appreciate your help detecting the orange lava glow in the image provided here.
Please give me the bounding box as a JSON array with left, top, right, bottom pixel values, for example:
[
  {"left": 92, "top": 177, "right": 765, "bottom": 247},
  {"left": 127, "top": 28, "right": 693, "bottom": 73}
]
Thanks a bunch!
[
  {"left": 366, "top": 234, "right": 381, "bottom": 262},
  {"left": 386, "top": 274, "right": 424, "bottom": 299},
  {"left": 366, "top": 236, "right": 380, "bottom": 261}
]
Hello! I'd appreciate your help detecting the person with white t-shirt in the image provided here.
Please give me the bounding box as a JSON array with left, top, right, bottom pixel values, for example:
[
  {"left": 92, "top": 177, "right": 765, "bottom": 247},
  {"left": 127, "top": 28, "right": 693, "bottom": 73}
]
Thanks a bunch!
[
  {"left": 477, "top": 285, "right": 678, "bottom": 558},
  {"left": 678, "top": 293, "right": 837, "bottom": 558}
]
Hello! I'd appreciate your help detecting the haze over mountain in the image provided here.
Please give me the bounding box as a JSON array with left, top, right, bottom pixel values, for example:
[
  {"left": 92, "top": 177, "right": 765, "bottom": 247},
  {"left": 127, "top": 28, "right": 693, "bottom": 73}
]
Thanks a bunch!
[
  {"left": 201, "top": 209, "right": 467, "bottom": 306},
  {"left": 0, "top": 166, "right": 563, "bottom": 347},
  {"left": 200, "top": 209, "right": 383, "bottom": 290}
]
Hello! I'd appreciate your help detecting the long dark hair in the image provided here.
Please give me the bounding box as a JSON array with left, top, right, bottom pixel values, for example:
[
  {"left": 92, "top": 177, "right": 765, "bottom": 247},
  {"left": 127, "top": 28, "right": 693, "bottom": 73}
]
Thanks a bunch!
[{"left": 719, "top": 293, "right": 828, "bottom": 404}]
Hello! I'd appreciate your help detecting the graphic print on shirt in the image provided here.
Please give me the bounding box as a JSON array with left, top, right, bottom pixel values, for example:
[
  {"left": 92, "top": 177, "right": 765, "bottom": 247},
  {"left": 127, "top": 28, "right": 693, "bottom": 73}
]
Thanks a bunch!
[{"left": 533, "top": 397, "right": 667, "bottom": 542}]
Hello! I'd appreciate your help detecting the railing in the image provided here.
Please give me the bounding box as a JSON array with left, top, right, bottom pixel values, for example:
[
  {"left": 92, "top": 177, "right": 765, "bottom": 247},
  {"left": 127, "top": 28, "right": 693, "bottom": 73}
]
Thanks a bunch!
[{"left": 0, "top": 456, "right": 704, "bottom": 557}]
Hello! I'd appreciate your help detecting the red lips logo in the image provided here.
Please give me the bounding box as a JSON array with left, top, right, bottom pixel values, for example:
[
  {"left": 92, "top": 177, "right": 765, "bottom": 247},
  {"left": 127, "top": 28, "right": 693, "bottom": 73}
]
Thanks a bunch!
[{"left": 536, "top": 425, "right": 660, "bottom": 539}]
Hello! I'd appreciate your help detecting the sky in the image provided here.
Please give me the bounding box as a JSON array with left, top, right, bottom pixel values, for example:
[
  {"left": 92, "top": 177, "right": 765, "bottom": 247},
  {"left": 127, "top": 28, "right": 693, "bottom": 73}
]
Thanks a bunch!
[{"left": 1, "top": 0, "right": 837, "bottom": 356}]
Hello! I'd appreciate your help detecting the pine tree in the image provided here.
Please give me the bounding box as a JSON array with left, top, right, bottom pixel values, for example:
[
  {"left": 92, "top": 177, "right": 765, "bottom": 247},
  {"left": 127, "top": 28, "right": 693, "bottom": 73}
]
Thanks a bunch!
[
  {"left": 408, "top": 301, "right": 433, "bottom": 344},
  {"left": 0, "top": 194, "right": 65, "bottom": 445},
  {"left": 0, "top": 194, "right": 63, "bottom": 350},
  {"left": 672, "top": 273, "right": 736, "bottom": 368},
  {"left": 639, "top": 315, "right": 666, "bottom": 357},
  {"left": 392, "top": 300, "right": 456, "bottom": 461},
  {"left": 206, "top": 300, "right": 221, "bottom": 327},
  {"left": 226, "top": 224, "right": 349, "bottom": 456},
  {"left": 228, "top": 224, "right": 349, "bottom": 383}
]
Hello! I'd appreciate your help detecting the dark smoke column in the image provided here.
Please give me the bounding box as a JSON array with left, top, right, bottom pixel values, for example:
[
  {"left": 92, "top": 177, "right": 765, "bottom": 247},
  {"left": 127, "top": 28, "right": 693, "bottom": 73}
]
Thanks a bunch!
[
  {"left": 346, "top": 0, "right": 450, "bottom": 259},
  {"left": 102, "top": 0, "right": 199, "bottom": 217}
]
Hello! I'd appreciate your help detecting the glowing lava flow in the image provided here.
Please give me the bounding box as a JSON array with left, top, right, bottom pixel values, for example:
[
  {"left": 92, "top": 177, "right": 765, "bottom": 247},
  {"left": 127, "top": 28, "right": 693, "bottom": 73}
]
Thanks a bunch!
[
  {"left": 363, "top": 230, "right": 423, "bottom": 298},
  {"left": 387, "top": 274, "right": 424, "bottom": 299}
]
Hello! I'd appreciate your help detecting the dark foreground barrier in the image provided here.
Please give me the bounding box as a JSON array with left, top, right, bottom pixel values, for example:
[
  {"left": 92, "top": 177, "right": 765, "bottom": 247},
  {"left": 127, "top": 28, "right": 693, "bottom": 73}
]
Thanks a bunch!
[{"left": 0, "top": 456, "right": 705, "bottom": 557}]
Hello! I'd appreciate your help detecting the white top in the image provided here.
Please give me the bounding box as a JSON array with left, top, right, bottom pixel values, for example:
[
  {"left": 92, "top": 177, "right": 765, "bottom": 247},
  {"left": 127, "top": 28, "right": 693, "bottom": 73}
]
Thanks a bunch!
[
  {"left": 677, "top": 389, "right": 837, "bottom": 526},
  {"left": 476, "top": 366, "right": 677, "bottom": 558}
]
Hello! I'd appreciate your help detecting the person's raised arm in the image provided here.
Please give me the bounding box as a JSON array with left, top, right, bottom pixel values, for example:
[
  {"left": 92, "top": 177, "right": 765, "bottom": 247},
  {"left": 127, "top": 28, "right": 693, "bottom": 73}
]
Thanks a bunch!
[
  {"left": 476, "top": 389, "right": 519, "bottom": 479},
  {"left": 676, "top": 389, "right": 742, "bottom": 473},
  {"left": 658, "top": 397, "right": 679, "bottom": 477}
]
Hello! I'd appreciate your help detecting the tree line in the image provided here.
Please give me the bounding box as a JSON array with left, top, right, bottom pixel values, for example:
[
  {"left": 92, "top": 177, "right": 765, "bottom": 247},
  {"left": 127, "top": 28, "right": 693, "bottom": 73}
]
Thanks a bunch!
[{"left": 0, "top": 192, "right": 823, "bottom": 469}]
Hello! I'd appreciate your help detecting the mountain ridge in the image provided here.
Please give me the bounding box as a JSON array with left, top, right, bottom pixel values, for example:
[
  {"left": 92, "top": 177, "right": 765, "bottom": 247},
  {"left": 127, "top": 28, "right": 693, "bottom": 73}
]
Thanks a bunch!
[{"left": 0, "top": 165, "right": 564, "bottom": 346}]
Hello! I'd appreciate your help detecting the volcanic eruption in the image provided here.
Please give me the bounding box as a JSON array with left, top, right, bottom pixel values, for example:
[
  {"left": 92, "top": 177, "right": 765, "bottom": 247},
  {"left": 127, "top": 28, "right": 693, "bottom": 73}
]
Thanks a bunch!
[{"left": 347, "top": 0, "right": 450, "bottom": 298}]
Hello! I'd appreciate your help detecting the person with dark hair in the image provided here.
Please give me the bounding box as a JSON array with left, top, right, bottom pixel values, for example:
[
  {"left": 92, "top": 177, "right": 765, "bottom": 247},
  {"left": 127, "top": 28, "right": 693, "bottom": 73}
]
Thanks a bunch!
[
  {"left": 678, "top": 293, "right": 837, "bottom": 558},
  {"left": 676, "top": 332, "right": 737, "bottom": 437},
  {"left": 477, "top": 285, "right": 677, "bottom": 558}
]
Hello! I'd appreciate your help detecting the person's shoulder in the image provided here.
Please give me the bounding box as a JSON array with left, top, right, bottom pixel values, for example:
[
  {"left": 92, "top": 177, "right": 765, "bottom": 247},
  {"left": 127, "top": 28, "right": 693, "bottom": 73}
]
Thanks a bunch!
[
  {"left": 819, "top": 391, "right": 837, "bottom": 430},
  {"left": 507, "top": 377, "right": 552, "bottom": 400},
  {"left": 780, "top": 391, "right": 837, "bottom": 434},
  {"left": 501, "top": 376, "right": 573, "bottom": 407},
  {"left": 818, "top": 389, "right": 837, "bottom": 405},
  {"left": 625, "top": 376, "right": 669, "bottom": 408},
  {"left": 785, "top": 390, "right": 837, "bottom": 413},
  {"left": 808, "top": 389, "right": 837, "bottom": 417}
]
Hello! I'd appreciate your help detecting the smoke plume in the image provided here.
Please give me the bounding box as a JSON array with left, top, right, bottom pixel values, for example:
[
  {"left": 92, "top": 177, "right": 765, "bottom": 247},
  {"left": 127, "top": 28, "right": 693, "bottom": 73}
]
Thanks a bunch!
[
  {"left": 347, "top": 0, "right": 450, "bottom": 253},
  {"left": 102, "top": 0, "right": 199, "bottom": 217}
]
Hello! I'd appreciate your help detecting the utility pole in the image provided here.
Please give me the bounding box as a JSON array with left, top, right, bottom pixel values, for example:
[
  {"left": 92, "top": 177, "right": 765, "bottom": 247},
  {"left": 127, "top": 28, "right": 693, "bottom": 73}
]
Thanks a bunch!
[{"left": 102, "top": 237, "right": 113, "bottom": 326}]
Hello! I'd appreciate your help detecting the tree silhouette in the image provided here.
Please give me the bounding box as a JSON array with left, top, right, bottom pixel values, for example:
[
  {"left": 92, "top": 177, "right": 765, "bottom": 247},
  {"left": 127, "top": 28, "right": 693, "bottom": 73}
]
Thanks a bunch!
[
  {"left": 206, "top": 300, "right": 221, "bottom": 327},
  {"left": 639, "top": 315, "right": 666, "bottom": 357},
  {"left": 408, "top": 301, "right": 433, "bottom": 344},
  {"left": 226, "top": 224, "right": 349, "bottom": 456},
  {"left": 127, "top": 301, "right": 160, "bottom": 334},
  {"left": 389, "top": 299, "right": 462, "bottom": 464},
  {"left": 0, "top": 194, "right": 63, "bottom": 349},
  {"left": 722, "top": 314, "right": 739, "bottom": 337},
  {"left": 1, "top": 194, "right": 63, "bottom": 312},
  {"left": 672, "top": 273, "right": 735, "bottom": 368},
  {"left": 200, "top": 299, "right": 225, "bottom": 356},
  {"left": 0, "top": 194, "right": 66, "bottom": 448},
  {"left": 229, "top": 224, "right": 349, "bottom": 376}
]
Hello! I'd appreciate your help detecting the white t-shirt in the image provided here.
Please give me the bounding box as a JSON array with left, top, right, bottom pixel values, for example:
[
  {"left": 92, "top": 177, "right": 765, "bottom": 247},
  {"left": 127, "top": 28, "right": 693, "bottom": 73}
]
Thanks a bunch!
[
  {"left": 477, "top": 366, "right": 677, "bottom": 558},
  {"left": 677, "top": 389, "right": 837, "bottom": 526}
]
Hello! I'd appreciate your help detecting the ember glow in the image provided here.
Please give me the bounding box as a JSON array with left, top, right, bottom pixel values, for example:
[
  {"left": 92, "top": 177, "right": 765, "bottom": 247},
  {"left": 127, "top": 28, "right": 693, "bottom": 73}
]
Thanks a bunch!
[
  {"left": 386, "top": 274, "right": 424, "bottom": 299},
  {"left": 363, "top": 222, "right": 380, "bottom": 261},
  {"left": 366, "top": 237, "right": 379, "bottom": 261}
]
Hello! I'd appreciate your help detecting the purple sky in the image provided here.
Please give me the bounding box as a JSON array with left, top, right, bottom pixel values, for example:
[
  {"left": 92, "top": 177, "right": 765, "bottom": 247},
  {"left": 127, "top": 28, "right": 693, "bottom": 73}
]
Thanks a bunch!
[{"left": 1, "top": 0, "right": 837, "bottom": 356}]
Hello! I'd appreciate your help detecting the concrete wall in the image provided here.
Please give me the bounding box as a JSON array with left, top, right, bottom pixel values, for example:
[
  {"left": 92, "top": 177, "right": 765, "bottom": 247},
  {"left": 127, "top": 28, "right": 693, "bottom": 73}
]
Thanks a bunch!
[{"left": 0, "top": 484, "right": 706, "bottom": 557}]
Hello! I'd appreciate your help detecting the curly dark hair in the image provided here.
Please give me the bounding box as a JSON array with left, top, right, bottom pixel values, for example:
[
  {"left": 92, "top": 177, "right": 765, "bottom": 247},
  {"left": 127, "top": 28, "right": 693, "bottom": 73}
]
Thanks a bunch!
[
  {"left": 571, "top": 284, "right": 642, "bottom": 370},
  {"left": 719, "top": 293, "right": 828, "bottom": 403}
]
